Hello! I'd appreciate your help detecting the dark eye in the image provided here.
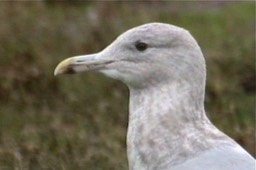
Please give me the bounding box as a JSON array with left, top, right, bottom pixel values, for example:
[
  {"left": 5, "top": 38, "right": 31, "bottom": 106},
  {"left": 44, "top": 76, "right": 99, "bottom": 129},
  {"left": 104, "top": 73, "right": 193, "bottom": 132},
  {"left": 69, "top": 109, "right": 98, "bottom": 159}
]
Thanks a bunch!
[{"left": 135, "top": 41, "right": 148, "bottom": 51}]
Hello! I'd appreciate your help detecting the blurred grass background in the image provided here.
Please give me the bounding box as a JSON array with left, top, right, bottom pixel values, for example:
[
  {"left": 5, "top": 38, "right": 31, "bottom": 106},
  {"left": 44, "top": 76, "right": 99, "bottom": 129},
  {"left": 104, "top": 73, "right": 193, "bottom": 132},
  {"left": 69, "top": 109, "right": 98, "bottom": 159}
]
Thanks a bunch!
[{"left": 0, "top": 1, "right": 255, "bottom": 170}]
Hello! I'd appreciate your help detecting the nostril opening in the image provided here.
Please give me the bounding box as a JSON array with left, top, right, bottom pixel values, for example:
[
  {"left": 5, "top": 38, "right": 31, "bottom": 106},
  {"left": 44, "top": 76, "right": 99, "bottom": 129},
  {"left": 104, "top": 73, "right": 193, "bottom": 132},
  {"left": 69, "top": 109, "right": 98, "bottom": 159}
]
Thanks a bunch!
[{"left": 76, "top": 60, "right": 84, "bottom": 63}]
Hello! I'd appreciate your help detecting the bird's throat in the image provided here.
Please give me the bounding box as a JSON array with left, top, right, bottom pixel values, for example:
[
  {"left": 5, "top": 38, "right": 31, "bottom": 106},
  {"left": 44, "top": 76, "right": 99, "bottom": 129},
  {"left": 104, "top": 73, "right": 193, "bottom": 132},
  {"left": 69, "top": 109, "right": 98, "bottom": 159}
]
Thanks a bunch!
[{"left": 126, "top": 84, "right": 212, "bottom": 169}]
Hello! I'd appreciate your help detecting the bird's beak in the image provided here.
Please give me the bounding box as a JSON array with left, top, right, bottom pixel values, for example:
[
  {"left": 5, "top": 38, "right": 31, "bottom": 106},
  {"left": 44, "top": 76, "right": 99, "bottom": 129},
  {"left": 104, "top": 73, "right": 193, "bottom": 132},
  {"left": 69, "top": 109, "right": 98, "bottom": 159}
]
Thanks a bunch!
[{"left": 54, "top": 53, "right": 114, "bottom": 76}]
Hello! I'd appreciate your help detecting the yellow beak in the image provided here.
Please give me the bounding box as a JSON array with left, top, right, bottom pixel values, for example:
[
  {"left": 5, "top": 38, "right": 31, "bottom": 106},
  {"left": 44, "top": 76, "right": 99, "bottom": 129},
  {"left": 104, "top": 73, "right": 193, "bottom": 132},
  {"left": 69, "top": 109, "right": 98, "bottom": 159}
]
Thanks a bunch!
[{"left": 54, "top": 54, "right": 114, "bottom": 76}]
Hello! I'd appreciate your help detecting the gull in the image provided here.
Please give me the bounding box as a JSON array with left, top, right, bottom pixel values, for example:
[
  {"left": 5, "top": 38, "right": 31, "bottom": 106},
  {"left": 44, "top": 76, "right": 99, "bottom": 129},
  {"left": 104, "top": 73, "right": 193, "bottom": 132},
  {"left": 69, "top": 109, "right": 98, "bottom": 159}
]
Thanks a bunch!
[{"left": 54, "top": 23, "right": 255, "bottom": 170}]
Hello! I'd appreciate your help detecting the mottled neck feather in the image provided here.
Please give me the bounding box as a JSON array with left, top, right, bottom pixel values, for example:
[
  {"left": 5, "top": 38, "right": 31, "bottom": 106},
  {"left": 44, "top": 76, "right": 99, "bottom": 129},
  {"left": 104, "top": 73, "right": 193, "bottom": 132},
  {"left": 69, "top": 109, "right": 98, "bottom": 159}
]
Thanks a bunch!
[{"left": 127, "top": 83, "right": 233, "bottom": 169}]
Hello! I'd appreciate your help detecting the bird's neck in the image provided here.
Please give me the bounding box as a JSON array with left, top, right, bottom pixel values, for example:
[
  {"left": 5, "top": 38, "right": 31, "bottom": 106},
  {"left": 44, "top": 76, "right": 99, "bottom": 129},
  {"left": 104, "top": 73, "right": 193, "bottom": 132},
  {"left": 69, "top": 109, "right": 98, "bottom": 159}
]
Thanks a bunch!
[
  {"left": 128, "top": 82, "right": 208, "bottom": 136},
  {"left": 127, "top": 83, "right": 227, "bottom": 169}
]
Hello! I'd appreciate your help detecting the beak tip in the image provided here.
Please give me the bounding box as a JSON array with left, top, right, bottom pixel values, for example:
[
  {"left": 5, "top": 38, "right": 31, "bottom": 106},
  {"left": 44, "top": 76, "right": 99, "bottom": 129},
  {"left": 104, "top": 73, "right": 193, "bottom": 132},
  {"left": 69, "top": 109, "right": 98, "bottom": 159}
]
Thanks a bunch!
[
  {"left": 54, "top": 58, "right": 74, "bottom": 76},
  {"left": 54, "top": 64, "right": 63, "bottom": 76},
  {"left": 54, "top": 69, "right": 59, "bottom": 76}
]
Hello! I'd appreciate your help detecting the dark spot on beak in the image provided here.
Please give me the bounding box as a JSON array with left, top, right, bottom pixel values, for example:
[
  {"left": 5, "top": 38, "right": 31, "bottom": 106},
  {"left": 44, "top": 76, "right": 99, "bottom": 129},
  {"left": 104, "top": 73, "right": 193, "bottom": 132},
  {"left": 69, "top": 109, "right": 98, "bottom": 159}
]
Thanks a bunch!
[{"left": 64, "top": 67, "right": 76, "bottom": 74}]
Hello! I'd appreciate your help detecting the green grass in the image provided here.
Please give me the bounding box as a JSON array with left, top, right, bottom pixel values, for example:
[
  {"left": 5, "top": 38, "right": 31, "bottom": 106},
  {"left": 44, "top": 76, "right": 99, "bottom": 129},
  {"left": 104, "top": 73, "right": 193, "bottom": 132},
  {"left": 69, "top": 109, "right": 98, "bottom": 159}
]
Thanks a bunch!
[{"left": 0, "top": 1, "right": 255, "bottom": 169}]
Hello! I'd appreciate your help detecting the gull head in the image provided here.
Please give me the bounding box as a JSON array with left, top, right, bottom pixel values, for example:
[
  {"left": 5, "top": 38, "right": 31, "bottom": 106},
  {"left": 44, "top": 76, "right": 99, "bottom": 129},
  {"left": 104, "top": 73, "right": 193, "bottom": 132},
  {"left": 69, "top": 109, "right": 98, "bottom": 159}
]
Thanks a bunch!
[{"left": 54, "top": 23, "right": 206, "bottom": 89}]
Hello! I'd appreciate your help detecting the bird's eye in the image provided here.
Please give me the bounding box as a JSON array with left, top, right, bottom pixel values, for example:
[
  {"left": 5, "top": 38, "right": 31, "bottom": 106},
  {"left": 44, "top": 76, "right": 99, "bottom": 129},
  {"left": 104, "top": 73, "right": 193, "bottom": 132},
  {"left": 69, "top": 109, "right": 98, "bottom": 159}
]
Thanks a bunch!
[{"left": 135, "top": 41, "right": 148, "bottom": 51}]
